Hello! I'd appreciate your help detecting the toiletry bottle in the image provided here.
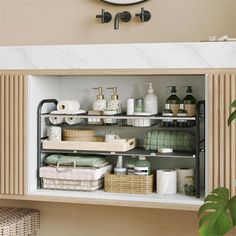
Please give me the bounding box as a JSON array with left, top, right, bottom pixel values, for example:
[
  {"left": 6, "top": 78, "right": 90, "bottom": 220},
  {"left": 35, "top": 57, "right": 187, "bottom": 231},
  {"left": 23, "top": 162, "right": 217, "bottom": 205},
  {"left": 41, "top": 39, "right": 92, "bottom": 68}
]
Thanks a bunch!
[
  {"left": 144, "top": 83, "right": 158, "bottom": 114},
  {"left": 114, "top": 156, "right": 126, "bottom": 175},
  {"left": 93, "top": 87, "right": 107, "bottom": 111},
  {"left": 182, "top": 86, "right": 197, "bottom": 117},
  {"left": 166, "top": 86, "right": 181, "bottom": 116},
  {"left": 107, "top": 87, "right": 122, "bottom": 114},
  {"left": 134, "top": 156, "right": 150, "bottom": 176},
  {"left": 177, "top": 104, "right": 188, "bottom": 127},
  {"left": 134, "top": 98, "right": 144, "bottom": 113},
  {"left": 162, "top": 104, "right": 173, "bottom": 127},
  {"left": 126, "top": 156, "right": 137, "bottom": 175}
]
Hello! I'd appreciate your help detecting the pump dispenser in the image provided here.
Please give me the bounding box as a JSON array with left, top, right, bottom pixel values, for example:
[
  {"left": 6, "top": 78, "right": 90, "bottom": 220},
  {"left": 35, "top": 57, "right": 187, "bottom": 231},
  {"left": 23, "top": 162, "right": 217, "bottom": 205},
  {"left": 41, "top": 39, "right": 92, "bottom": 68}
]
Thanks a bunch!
[
  {"left": 182, "top": 86, "right": 197, "bottom": 116},
  {"left": 93, "top": 87, "right": 107, "bottom": 111},
  {"left": 107, "top": 87, "right": 122, "bottom": 113},
  {"left": 144, "top": 83, "right": 158, "bottom": 114},
  {"left": 166, "top": 86, "right": 181, "bottom": 116}
]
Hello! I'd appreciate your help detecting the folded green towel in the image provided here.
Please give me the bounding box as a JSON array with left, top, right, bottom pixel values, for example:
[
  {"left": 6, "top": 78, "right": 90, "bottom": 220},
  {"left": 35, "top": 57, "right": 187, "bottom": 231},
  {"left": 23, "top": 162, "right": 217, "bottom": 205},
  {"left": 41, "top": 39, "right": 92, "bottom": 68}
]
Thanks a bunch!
[
  {"left": 144, "top": 130, "right": 195, "bottom": 152},
  {"left": 44, "top": 154, "right": 108, "bottom": 168}
]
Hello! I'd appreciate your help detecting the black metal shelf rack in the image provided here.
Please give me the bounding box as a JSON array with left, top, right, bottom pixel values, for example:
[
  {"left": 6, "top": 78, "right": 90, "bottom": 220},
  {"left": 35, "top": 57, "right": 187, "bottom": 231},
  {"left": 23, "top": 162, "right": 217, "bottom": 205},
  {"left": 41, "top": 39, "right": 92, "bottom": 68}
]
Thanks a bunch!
[{"left": 37, "top": 99, "right": 205, "bottom": 198}]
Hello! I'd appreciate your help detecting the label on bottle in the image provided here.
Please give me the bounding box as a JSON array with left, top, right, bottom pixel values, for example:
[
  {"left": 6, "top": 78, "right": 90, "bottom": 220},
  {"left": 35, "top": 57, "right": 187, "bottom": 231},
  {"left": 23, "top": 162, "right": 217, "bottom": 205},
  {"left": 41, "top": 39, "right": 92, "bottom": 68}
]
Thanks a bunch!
[
  {"left": 134, "top": 167, "right": 149, "bottom": 176},
  {"left": 184, "top": 104, "right": 196, "bottom": 116},
  {"left": 127, "top": 166, "right": 135, "bottom": 175},
  {"left": 170, "top": 104, "right": 180, "bottom": 116}
]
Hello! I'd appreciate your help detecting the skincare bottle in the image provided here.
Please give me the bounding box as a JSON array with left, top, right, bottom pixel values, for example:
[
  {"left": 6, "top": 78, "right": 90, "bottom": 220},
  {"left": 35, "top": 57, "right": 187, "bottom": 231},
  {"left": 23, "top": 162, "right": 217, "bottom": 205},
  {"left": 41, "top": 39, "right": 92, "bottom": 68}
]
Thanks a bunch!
[
  {"left": 107, "top": 87, "right": 122, "bottom": 114},
  {"left": 144, "top": 83, "right": 158, "bottom": 114},
  {"left": 134, "top": 156, "right": 150, "bottom": 176},
  {"left": 126, "top": 156, "right": 137, "bottom": 175},
  {"left": 177, "top": 104, "right": 188, "bottom": 127},
  {"left": 93, "top": 87, "right": 107, "bottom": 111},
  {"left": 114, "top": 156, "right": 126, "bottom": 175},
  {"left": 166, "top": 86, "right": 181, "bottom": 116},
  {"left": 134, "top": 98, "right": 144, "bottom": 113},
  {"left": 162, "top": 104, "right": 173, "bottom": 127},
  {"left": 182, "top": 86, "right": 197, "bottom": 117}
]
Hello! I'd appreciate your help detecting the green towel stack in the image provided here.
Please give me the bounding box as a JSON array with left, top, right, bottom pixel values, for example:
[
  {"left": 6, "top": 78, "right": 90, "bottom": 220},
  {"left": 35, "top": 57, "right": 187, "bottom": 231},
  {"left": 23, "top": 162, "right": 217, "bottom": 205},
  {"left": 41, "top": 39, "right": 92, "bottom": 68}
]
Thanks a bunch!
[
  {"left": 44, "top": 154, "right": 108, "bottom": 168},
  {"left": 144, "top": 130, "right": 195, "bottom": 152}
]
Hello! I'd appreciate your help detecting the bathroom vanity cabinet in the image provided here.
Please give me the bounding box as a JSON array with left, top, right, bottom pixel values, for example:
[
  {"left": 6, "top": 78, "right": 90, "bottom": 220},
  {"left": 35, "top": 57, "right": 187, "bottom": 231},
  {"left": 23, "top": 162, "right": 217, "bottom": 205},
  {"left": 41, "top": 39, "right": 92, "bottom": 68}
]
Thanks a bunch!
[
  {"left": 0, "top": 42, "right": 236, "bottom": 211},
  {"left": 0, "top": 69, "right": 236, "bottom": 211}
]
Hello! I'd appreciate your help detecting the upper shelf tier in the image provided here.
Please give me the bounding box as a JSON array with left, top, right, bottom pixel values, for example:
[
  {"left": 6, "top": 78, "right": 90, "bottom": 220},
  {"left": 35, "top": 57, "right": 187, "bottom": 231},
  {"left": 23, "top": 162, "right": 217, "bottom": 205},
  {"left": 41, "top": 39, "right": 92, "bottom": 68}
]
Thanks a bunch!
[
  {"left": 42, "top": 113, "right": 198, "bottom": 121},
  {"left": 1, "top": 42, "right": 236, "bottom": 71}
]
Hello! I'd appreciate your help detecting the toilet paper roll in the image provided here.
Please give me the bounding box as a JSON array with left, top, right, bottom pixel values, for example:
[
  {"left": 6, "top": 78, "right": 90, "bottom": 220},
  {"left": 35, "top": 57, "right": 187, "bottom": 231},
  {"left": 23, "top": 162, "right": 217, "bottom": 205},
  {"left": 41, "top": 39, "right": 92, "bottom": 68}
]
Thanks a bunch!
[
  {"left": 156, "top": 169, "right": 177, "bottom": 195},
  {"left": 48, "top": 126, "right": 62, "bottom": 141},
  {"left": 57, "top": 100, "right": 80, "bottom": 113},
  {"left": 176, "top": 168, "right": 194, "bottom": 193},
  {"left": 65, "top": 117, "right": 83, "bottom": 125},
  {"left": 49, "top": 116, "right": 65, "bottom": 125}
]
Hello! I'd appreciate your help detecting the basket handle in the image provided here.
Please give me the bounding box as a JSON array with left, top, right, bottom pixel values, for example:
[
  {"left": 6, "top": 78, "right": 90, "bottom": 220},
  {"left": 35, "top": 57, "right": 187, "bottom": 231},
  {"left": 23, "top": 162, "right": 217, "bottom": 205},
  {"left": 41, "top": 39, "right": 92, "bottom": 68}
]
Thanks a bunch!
[{"left": 56, "top": 161, "right": 76, "bottom": 172}]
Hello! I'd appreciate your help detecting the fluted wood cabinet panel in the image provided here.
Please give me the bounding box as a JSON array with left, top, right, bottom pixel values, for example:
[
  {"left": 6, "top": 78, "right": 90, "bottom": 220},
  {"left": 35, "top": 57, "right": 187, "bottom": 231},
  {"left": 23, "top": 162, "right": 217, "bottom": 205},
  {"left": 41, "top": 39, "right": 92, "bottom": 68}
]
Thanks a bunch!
[
  {"left": 208, "top": 73, "right": 236, "bottom": 196},
  {"left": 0, "top": 75, "right": 27, "bottom": 195}
]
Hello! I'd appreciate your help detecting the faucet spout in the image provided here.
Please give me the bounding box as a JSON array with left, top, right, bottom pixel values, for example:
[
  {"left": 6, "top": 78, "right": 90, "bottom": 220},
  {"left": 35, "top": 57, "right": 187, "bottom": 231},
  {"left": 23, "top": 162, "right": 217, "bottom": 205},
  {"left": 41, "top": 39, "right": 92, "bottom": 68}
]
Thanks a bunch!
[
  {"left": 114, "top": 11, "right": 131, "bottom": 30},
  {"left": 114, "top": 13, "right": 121, "bottom": 30}
]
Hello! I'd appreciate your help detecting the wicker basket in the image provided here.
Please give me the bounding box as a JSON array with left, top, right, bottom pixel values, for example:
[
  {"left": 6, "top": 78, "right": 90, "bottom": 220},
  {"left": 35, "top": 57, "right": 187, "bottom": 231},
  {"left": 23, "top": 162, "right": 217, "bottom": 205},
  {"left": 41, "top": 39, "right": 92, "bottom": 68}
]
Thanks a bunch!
[
  {"left": 0, "top": 208, "right": 40, "bottom": 236},
  {"left": 104, "top": 174, "right": 153, "bottom": 194}
]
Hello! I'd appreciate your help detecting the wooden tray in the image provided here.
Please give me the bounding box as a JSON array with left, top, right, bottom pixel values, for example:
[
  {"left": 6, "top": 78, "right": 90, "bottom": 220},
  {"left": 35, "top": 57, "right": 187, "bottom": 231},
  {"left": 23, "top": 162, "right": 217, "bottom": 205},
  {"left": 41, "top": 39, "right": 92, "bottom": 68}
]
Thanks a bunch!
[{"left": 42, "top": 138, "right": 136, "bottom": 152}]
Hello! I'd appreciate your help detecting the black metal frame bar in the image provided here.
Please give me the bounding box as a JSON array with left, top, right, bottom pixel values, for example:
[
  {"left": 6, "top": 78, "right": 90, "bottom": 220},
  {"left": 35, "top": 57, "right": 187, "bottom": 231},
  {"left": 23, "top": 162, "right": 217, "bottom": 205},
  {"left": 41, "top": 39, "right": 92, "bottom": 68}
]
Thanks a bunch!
[
  {"left": 37, "top": 99, "right": 58, "bottom": 189},
  {"left": 195, "top": 100, "right": 205, "bottom": 198}
]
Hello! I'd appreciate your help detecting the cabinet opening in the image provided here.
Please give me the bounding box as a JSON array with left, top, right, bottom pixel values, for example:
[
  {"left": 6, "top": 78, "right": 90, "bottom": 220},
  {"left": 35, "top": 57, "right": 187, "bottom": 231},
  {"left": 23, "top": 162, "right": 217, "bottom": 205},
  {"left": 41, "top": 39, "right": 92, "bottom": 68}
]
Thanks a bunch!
[{"left": 27, "top": 74, "right": 206, "bottom": 207}]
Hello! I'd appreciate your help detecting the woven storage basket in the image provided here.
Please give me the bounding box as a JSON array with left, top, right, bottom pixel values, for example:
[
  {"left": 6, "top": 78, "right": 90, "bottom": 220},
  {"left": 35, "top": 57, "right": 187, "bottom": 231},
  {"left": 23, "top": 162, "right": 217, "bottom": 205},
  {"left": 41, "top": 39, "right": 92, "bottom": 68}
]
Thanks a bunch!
[
  {"left": 63, "top": 128, "right": 95, "bottom": 139},
  {"left": 63, "top": 136, "right": 104, "bottom": 142},
  {"left": 0, "top": 208, "right": 40, "bottom": 236},
  {"left": 104, "top": 174, "right": 153, "bottom": 194}
]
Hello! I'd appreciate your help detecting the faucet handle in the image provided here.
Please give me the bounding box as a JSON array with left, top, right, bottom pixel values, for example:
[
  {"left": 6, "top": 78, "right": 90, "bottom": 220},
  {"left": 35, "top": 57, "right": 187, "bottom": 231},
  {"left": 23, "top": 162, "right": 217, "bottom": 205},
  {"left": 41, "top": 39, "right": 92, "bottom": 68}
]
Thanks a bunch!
[
  {"left": 135, "top": 8, "right": 151, "bottom": 22},
  {"left": 96, "top": 9, "right": 112, "bottom": 23}
]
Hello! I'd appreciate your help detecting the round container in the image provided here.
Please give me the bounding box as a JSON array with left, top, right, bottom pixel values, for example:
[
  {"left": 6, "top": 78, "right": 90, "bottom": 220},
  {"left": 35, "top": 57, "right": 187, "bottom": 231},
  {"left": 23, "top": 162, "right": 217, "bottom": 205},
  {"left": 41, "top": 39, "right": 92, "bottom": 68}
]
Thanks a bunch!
[
  {"left": 127, "top": 99, "right": 135, "bottom": 115},
  {"left": 114, "top": 168, "right": 127, "bottom": 176},
  {"left": 134, "top": 98, "right": 144, "bottom": 113},
  {"left": 183, "top": 176, "right": 195, "bottom": 196}
]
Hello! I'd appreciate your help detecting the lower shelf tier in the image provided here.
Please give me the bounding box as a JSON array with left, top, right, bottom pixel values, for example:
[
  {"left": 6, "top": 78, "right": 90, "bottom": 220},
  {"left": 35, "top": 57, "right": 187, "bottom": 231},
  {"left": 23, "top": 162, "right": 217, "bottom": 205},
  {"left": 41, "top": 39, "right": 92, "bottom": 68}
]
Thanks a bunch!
[
  {"left": 25, "top": 189, "right": 204, "bottom": 211},
  {"left": 41, "top": 148, "right": 196, "bottom": 159}
]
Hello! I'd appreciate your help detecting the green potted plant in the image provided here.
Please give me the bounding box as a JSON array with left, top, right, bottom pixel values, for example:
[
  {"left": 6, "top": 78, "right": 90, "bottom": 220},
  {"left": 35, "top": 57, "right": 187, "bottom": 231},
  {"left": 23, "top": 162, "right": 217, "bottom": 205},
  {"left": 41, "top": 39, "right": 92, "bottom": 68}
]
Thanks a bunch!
[{"left": 198, "top": 100, "right": 236, "bottom": 236}]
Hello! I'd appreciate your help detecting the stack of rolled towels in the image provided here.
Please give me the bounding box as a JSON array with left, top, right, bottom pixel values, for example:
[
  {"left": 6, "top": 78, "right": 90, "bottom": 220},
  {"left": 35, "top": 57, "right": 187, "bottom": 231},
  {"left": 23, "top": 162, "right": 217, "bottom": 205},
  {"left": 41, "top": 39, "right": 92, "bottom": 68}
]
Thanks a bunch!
[{"left": 49, "top": 100, "right": 86, "bottom": 125}]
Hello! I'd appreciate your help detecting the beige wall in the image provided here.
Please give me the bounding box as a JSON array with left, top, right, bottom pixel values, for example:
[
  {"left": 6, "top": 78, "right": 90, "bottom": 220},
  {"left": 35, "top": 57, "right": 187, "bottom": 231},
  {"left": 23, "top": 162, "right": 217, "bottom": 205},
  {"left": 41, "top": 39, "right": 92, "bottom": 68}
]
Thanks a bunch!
[
  {"left": 0, "top": 0, "right": 236, "bottom": 45},
  {"left": 1, "top": 0, "right": 236, "bottom": 235}
]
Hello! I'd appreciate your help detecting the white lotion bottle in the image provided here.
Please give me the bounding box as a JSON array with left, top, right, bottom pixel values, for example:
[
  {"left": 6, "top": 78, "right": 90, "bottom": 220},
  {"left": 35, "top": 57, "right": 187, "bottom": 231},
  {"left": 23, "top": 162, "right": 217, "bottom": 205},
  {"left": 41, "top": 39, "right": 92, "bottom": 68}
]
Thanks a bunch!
[
  {"left": 93, "top": 87, "right": 107, "bottom": 111},
  {"left": 144, "top": 83, "right": 158, "bottom": 115}
]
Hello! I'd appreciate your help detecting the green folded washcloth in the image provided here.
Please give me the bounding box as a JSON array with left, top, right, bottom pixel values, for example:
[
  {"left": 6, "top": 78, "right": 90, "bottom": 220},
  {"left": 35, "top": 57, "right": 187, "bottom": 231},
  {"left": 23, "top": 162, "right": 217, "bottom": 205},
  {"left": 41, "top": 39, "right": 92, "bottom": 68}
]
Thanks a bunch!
[{"left": 44, "top": 154, "right": 108, "bottom": 168}]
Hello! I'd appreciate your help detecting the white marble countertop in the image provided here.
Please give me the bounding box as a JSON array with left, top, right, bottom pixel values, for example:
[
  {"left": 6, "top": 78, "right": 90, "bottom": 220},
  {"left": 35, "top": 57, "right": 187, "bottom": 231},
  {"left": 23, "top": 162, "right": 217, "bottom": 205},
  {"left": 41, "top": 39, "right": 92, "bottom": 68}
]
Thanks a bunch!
[{"left": 0, "top": 42, "right": 236, "bottom": 70}]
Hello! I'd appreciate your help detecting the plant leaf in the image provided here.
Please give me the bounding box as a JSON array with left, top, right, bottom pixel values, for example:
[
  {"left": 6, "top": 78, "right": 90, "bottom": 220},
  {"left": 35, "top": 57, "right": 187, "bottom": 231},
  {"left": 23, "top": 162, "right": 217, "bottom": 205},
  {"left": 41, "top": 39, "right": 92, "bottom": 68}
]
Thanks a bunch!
[
  {"left": 198, "top": 187, "right": 236, "bottom": 236},
  {"left": 228, "top": 110, "right": 236, "bottom": 126},
  {"left": 230, "top": 99, "right": 236, "bottom": 107}
]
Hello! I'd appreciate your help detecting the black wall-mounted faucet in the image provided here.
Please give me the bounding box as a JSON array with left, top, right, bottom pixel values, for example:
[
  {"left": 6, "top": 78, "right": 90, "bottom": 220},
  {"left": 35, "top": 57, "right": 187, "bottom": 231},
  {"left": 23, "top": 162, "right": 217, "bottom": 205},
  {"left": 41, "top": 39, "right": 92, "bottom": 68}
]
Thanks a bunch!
[
  {"left": 96, "top": 9, "right": 112, "bottom": 23},
  {"left": 135, "top": 8, "right": 151, "bottom": 22},
  {"left": 114, "top": 11, "right": 132, "bottom": 30}
]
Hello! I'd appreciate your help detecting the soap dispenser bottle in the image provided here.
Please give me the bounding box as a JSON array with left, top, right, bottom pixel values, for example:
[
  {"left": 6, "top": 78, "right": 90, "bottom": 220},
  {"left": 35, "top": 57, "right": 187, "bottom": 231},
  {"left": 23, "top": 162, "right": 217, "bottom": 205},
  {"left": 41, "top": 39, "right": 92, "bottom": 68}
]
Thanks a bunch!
[
  {"left": 177, "top": 104, "right": 188, "bottom": 127},
  {"left": 107, "top": 87, "right": 122, "bottom": 114},
  {"left": 93, "top": 87, "right": 107, "bottom": 111},
  {"left": 144, "top": 83, "right": 158, "bottom": 114},
  {"left": 166, "top": 86, "right": 181, "bottom": 116},
  {"left": 182, "top": 86, "right": 197, "bottom": 117}
]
